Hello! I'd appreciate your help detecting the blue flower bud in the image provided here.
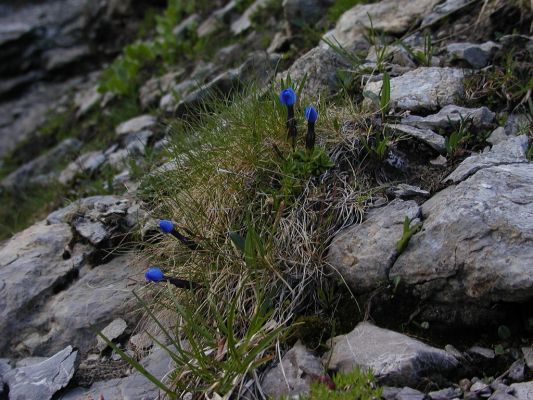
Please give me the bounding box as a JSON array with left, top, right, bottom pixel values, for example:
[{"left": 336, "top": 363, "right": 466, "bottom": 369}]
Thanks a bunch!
[
  {"left": 159, "top": 219, "right": 174, "bottom": 234},
  {"left": 279, "top": 88, "right": 296, "bottom": 107},
  {"left": 145, "top": 267, "right": 164, "bottom": 282},
  {"left": 304, "top": 106, "right": 318, "bottom": 123}
]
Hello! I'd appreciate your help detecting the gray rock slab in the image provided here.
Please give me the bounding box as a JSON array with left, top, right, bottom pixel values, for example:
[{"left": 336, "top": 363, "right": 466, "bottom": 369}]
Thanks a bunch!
[
  {"left": 97, "top": 318, "right": 128, "bottom": 352},
  {"left": 115, "top": 115, "right": 156, "bottom": 136},
  {"left": 388, "top": 184, "right": 430, "bottom": 199},
  {"left": 19, "top": 255, "right": 140, "bottom": 356},
  {"left": 328, "top": 199, "right": 421, "bottom": 293},
  {"left": 1, "top": 138, "right": 82, "bottom": 189},
  {"left": 324, "top": 322, "right": 458, "bottom": 386},
  {"left": 397, "top": 387, "right": 427, "bottom": 400},
  {"left": 391, "top": 163, "right": 533, "bottom": 323},
  {"left": 385, "top": 123, "right": 446, "bottom": 153},
  {"left": 5, "top": 346, "right": 77, "bottom": 400},
  {"left": 401, "top": 105, "right": 495, "bottom": 131},
  {"left": 231, "top": 0, "right": 270, "bottom": 35},
  {"left": 446, "top": 41, "right": 501, "bottom": 69},
  {"left": 421, "top": 0, "right": 471, "bottom": 26},
  {"left": 511, "top": 382, "right": 533, "bottom": 400},
  {"left": 444, "top": 135, "right": 529, "bottom": 183},
  {"left": 60, "top": 346, "right": 174, "bottom": 400},
  {"left": 365, "top": 68, "right": 465, "bottom": 112},
  {"left": 59, "top": 150, "right": 107, "bottom": 185},
  {"left": 261, "top": 341, "right": 323, "bottom": 399},
  {"left": 522, "top": 347, "right": 533, "bottom": 370},
  {"left": 0, "top": 221, "right": 74, "bottom": 356}
]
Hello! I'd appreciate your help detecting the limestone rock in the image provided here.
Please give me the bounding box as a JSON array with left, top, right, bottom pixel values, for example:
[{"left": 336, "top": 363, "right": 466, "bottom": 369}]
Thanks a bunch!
[
  {"left": 365, "top": 67, "right": 465, "bottom": 112},
  {"left": 74, "top": 84, "right": 102, "bottom": 118},
  {"left": 4, "top": 346, "right": 77, "bottom": 400},
  {"left": 328, "top": 199, "right": 421, "bottom": 293},
  {"left": 329, "top": 0, "right": 441, "bottom": 49},
  {"left": 115, "top": 114, "right": 157, "bottom": 136},
  {"left": 231, "top": 0, "right": 270, "bottom": 35},
  {"left": 97, "top": 318, "right": 128, "bottom": 351},
  {"left": 421, "top": 0, "right": 471, "bottom": 26},
  {"left": 385, "top": 123, "right": 446, "bottom": 153},
  {"left": 447, "top": 41, "right": 501, "bottom": 69},
  {"left": 262, "top": 341, "right": 324, "bottom": 399},
  {"left": 512, "top": 382, "right": 533, "bottom": 400},
  {"left": 197, "top": 1, "right": 237, "bottom": 37},
  {"left": 390, "top": 163, "right": 533, "bottom": 324},
  {"left": 59, "top": 150, "right": 106, "bottom": 185},
  {"left": 324, "top": 322, "right": 458, "bottom": 386},
  {"left": 397, "top": 387, "right": 427, "bottom": 400},
  {"left": 177, "top": 52, "right": 279, "bottom": 116},
  {"left": 60, "top": 346, "right": 174, "bottom": 400},
  {"left": 1, "top": 138, "right": 82, "bottom": 189},
  {"left": 283, "top": 0, "right": 329, "bottom": 33},
  {"left": 0, "top": 222, "right": 74, "bottom": 356},
  {"left": 139, "top": 70, "right": 184, "bottom": 110},
  {"left": 401, "top": 105, "right": 495, "bottom": 132},
  {"left": 173, "top": 13, "right": 200, "bottom": 37},
  {"left": 444, "top": 135, "right": 529, "bottom": 183}
]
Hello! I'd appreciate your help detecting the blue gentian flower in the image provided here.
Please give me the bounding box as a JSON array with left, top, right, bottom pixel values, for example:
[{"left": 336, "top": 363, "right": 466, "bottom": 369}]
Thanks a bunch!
[
  {"left": 279, "top": 88, "right": 296, "bottom": 107},
  {"left": 304, "top": 106, "right": 318, "bottom": 123},
  {"left": 145, "top": 267, "right": 164, "bottom": 282},
  {"left": 159, "top": 219, "right": 174, "bottom": 234}
]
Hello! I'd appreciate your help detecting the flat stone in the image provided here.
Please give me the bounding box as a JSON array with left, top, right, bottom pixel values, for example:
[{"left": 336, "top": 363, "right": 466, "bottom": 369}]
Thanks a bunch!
[
  {"left": 19, "top": 255, "right": 141, "bottom": 356},
  {"left": 365, "top": 67, "right": 465, "bottom": 112},
  {"left": 4, "top": 346, "right": 77, "bottom": 400},
  {"left": 97, "top": 318, "right": 128, "bottom": 351},
  {"left": 471, "top": 381, "right": 492, "bottom": 398},
  {"left": 261, "top": 341, "right": 323, "bottom": 399},
  {"left": 388, "top": 184, "right": 430, "bottom": 199},
  {"left": 397, "top": 387, "right": 427, "bottom": 400},
  {"left": 172, "top": 13, "right": 200, "bottom": 37},
  {"left": 390, "top": 163, "right": 533, "bottom": 325},
  {"left": 74, "top": 85, "right": 101, "bottom": 118},
  {"left": 508, "top": 360, "right": 526, "bottom": 382},
  {"left": 0, "top": 221, "right": 74, "bottom": 356},
  {"left": 44, "top": 45, "right": 91, "bottom": 71},
  {"left": 1, "top": 138, "right": 82, "bottom": 189},
  {"left": 385, "top": 123, "right": 446, "bottom": 153},
  {"left": 468, "top": 346, "right": 495, "bottom": 359},
  {"left": 490, "top": 392, "right": 519, "bottom": 400},
  {"left": 197, "top": 1, "right": 236, "bottom": 37},
  {"left": 383, "top": 386, "right": 403, "bottom": 400},
  {"left": 329, "top": 0, "right": 441, "bottom": 49},
  {"left": 328, "top": 199, "right": 421, "bottom": 293},
  {"left": 323, "top": 322, "right": 458, "bottom": 386},
  {"left": 511, "top": 382, "right": 533, "bottom": 400},
  {"left": 115, "top": 115, "right": 156, "bottom": 136},
  {"left": 231, "top": 0, "right": 270, "bottom": 35},
  {"left": 60, "top": 346, "right": 174, "bottom": 400},
  {"left": 430, "top": 387, "right": 462, "bottom": 400},
  {"left": 47, "top": 195, "right": 132, "bottom": 225},
  {"left": 59, "top": 150, "right": 106, "bottom": 185},
  {"left": 401, "top": 105, "right": 495, "bottom": 132},
  {"left": 444, "top": 135, "right": 529, "bottom": 183},
  {"left": 139, "top": 70, "right": 183, "bottom": 110},
  {"left": 446, "top": 41, "right": 501, "bottom": 69},
  {"left": 74, "top": 219, "right": 109, "bottom": 246}
]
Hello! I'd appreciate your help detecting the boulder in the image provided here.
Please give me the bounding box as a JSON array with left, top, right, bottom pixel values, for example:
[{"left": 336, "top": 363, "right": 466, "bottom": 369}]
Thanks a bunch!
[
  {"left": 365, "top": 67, "right": 465, "bottom": 112},
  {"left": 401, "top": 105, "right": 495, "bottom": 132},
  {"left": 0, "top": 221, "right": 74, "bottom": 356},
  {"left": 444, "top": 135, "right": 529, "bottom": 183},
  {"left": 324, "top": 322, "right": 458, "bottom": 386},
  {"left": 390, "top": 162, "right": 533, "bottom": 325},
  {"left": 446, "top": 41, "right": 501, "bottom": 69},
  {"left": 328, "top": 199, "right": 421, "bottom": 293},
  {"left": 4, "top": 346, "right": 77, "bottom": 400},
  {"left": 261, "top": 341, "right": 324, "bottom": 399}
]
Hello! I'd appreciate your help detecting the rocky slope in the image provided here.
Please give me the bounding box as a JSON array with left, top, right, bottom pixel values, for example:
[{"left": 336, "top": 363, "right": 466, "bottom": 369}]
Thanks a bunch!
[{"left": 0, "top": 0, "right": 532, "bottom": 399}]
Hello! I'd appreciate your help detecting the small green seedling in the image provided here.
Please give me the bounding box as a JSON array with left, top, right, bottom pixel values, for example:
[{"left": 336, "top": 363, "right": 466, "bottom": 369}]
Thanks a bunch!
[{"left": 396, "top": 216, "right": 422, "bottom": 254}]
